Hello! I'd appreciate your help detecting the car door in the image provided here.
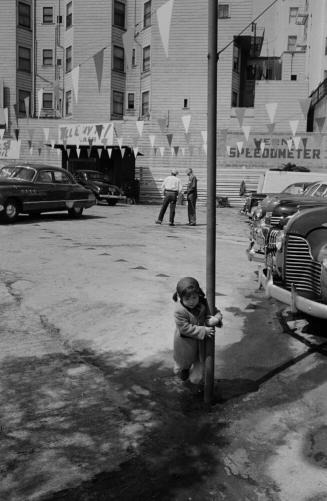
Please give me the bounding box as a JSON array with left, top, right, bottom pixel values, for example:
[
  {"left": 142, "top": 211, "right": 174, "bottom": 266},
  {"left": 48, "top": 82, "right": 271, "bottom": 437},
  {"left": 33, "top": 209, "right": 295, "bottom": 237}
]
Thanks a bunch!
[
  {"left": 32, "top": 170, "right": 60, "bottom": 211},
  {"left": 53, "top": 169, "right": 90, "bottom": 209}
]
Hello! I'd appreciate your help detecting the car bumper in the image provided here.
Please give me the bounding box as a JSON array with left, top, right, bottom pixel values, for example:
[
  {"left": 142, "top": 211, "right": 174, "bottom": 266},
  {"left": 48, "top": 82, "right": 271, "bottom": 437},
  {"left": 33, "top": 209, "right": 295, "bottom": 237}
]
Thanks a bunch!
[
  {"left": 246, "top": 241, "right": 265, "bottom": 263},
  {"left": 98, "top": 194, "right": 126, "bottom": 201},
  {"left": 262, "top": 268, "right": 327, "bottom": 319}
]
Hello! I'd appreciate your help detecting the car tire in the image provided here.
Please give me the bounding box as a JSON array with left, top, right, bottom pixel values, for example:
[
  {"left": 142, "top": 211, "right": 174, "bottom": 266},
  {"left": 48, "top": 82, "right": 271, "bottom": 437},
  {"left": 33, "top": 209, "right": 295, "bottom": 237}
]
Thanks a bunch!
[
  {"left": 68, "top": 206, "right": 84, "bottom": 217},
  {"left": 4, "top": 199, "right": 19, "bottom": 223},
  {"left": 107, "top": 200, "right": 118, "bottom": 206}
]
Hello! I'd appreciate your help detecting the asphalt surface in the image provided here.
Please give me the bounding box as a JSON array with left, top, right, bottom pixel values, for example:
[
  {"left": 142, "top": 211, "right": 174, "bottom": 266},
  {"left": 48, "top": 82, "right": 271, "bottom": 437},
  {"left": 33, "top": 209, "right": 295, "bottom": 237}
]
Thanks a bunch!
[{"left": 0, "top": 203, "right": 327, "bottom": 501}]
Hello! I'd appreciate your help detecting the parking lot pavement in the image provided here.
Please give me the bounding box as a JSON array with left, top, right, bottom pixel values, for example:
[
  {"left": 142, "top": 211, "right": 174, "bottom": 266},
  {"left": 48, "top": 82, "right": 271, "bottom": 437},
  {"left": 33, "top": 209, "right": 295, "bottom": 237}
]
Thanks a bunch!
[{"left": 1, "top": 204, "right": 327, "bottom": 500}]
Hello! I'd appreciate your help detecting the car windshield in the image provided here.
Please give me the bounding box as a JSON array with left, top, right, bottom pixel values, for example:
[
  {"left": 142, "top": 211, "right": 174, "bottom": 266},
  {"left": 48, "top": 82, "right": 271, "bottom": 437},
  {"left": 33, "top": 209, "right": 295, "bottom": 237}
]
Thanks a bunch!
[
  {"left": 85, "top": 171, "right": 103, "bottom": 181},
  {"left": 303, "top": 183, "right": 321, "bottom": 196},
  {"left": 0, "top": 166, "right": 16, "bottom": 178},
  {"left": 282, "top": 184, "right": 305, "bottom": 195},
  {"left": 2, "top": 166, "right": 36, "bottom": 181}
]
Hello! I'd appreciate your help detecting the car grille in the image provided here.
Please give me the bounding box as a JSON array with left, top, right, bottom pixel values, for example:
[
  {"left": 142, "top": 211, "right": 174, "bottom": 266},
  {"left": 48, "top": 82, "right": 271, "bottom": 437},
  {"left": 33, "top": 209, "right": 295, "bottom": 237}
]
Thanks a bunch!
[
  {"left": 285, "top": 235, "right": 321, "bottom": 297},
  {"left": 270, "top": 216, "right": 283, "bottom": 226},
  {"left": 266, "top": 229, "right": 280, "bottom": 253}
]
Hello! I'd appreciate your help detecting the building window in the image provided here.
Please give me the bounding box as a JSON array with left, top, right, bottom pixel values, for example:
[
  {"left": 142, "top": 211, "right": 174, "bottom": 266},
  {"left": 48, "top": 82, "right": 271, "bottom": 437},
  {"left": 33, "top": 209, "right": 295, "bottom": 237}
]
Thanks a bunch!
[
  {"left": 287, "top": 35, "right": 297, "bottom": 51},
  {"left": 65, "top": 46, "right": 72, "bottom": 73},
  {"left": 127, "top": 93, "right": 135, "bottom": 110},
  {"left": 233, "top": 45, "right": 240, "bottom": 72},
  {"left": 113, "top": 46, "right": 125, "bottom": 72},
  {"left": 65, "top": 90, "right": 72, "bottom": 115},
  {"left": 18, "top": 2, "right": 31, "bottom": 28},
  {"left": 289, "top": 7, "right": 298, "bottom": 23},
  {"left": 231, "top": 91, "right": 238, "bottom": 107},
  {"left": 18, "top": 90, "right": 31, "bottom": 115},
  {"left": 43, "top": 6, "right": 53, "bottom": 23},
  {"left": 43, "top": 49, "right": 53, "bottom": 66},
  {"left": 114, "top": 0, "right": 125, "bottom": 28},
  {"left": 43, "top": 92, "right": 53, "bottom": 109},
  {"left": 291, "top": 74, "right": 297, "bottom": 81},
  {"left": 144, "top": 1, "right": 151, "bottom": 28},
  {"left": 113, "top": 91, "right": 124, "bottom": 116},
  {"left": 66, "top": 1, "right": 72, "bottom": 28},
  {"left": 143, "top": 45, "right": 150, "bottom": 72},
  {"left": 18, "top": 46, "right": 31, "bottom": 72},
  {"left": 142, "top": 91, "right": 150, "bottom": 116},
  {"left": 218, "top": 4, "right": 229, "bottom": 19},
  {"left": 183, "top": 98, "right": 189, "bottom": 109}
]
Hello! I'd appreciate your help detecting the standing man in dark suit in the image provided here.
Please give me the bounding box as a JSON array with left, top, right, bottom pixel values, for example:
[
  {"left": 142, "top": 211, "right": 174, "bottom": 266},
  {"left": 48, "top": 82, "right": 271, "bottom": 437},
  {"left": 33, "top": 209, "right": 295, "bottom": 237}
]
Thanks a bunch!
[{"left": 185, "top": 168, "right": 197, "bottom": 226}]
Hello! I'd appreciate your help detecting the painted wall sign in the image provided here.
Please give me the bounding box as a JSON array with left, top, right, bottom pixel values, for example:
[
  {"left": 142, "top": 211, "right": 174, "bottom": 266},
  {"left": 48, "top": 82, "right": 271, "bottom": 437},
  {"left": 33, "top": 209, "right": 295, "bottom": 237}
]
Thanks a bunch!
[
  {"left": 58, "top": 123, "right": 114, "bottom": 146},
  {"left": 0, "top": 140, "right": 21, "bottom": 158},
  {"left": 228, "top": 147, "right": 321, "bottom": 159}
]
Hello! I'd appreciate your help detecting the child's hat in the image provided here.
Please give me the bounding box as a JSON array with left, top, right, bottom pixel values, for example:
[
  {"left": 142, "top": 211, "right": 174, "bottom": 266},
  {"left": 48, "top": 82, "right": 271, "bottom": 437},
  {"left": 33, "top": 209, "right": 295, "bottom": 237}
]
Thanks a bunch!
[{"left": 176, "top": 277, "right": 201, "bottom": 297}]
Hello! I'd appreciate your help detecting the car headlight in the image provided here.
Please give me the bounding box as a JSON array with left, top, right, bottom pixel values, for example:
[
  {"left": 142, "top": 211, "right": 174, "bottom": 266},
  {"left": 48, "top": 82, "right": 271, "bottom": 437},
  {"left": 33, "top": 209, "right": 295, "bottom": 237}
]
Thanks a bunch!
[
  {"left": 318, "top": 245, "right": 327, "bottom": 267},
  {"left": 253, "top": 207, "right": 263, "bottom": 220},
  {"left": 275, "top": 230, "right": 285, "bottom": 251}
]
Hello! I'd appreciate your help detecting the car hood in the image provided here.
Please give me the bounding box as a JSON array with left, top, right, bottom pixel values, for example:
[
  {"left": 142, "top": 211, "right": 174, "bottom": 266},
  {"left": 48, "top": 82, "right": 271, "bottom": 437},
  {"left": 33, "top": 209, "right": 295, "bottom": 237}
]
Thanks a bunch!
[
  {"left": 286, "top": 206, "right": 327, "bottom": 237},
  {"left": 273, "top": 197, "right": 327, "bottom": 215}
]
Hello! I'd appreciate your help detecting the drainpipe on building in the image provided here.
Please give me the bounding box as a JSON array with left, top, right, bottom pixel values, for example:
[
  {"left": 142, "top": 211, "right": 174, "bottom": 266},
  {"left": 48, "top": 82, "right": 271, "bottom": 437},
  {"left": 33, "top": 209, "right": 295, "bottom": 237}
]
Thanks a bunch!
[{"left": 32, "top": 0, "right": 36, "bottom": 117}]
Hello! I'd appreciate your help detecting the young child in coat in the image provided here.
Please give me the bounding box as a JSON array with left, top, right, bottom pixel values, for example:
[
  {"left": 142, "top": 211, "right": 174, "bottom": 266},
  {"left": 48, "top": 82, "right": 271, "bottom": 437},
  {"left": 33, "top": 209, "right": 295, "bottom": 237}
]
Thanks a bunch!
[{"left": 173, "top": 277, "right": 223, "bottom": 383}]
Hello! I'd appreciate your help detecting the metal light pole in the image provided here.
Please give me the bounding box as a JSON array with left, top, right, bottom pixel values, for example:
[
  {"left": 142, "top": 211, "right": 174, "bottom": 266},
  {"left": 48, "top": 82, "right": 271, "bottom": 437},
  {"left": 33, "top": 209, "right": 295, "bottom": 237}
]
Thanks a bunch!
[{"left": 204, "top": 0, "right": 217, "bottom": 405}]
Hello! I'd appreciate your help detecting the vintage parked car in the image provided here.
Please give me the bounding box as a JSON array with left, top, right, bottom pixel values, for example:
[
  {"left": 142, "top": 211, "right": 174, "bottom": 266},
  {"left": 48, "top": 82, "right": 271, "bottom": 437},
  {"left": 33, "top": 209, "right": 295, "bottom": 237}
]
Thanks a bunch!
[
  {"left": 0, "top": 164, "right": 96, "bottom": 223},
  {"left": 262, "top": 205, "right": 327, "bottom": 319},
  {"left": 248, "top": 181, "right": 327, "bottom": 261},
  {"left": 73, "top": 169, "right": 125, "bottom": 206}
]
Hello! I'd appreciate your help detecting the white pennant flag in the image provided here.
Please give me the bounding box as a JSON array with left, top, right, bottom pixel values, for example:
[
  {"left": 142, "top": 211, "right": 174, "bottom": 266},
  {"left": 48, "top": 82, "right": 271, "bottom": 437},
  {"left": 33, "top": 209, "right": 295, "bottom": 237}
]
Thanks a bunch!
[
  {"left": 159, "top": 146, "right": 165, "bottom": 156},
  {"left": 117, "top": 137, "right": 123, "bottom": 148},
  {"left": 226, "top": 145, "right": 231, "bottom": 156},
  {"left": 287, "top": 139, "right": 293, "bottom": 151},
  {"left": 43, "top": 127, "right": 50, "bottom": 142},
  {"left": 171, "top": 147, "right": 174, "bottom": 156},
  {"left": 237, "top": 141, "right": 243, "bottom": 154},
  {"left": 156, "top": 0, "right": 174, "bottom": 57},
  {"left": 293, "top": 136, "right": 301, "bottom": 150},
  {"left": 242, "top": 125, "right": 251, "bottom": 141},
  {"left": 182, "top": 114, "right": 191, "bottom": 133},
  {"left": 71, "top": 66, "right": 80, "bottom": 103},
  {"left": 56, "top": 148, "right": 61, "bottom": 157},
  {"left": 149, "top": 135, "right": 156, "bottom": 147},
  {"left": 260, "top": 141, "right": 265, "bottom": 155},
  {"left": 29, "top": 147, "right": 33, "bottom": 155},
  {"left": 265, "top": 102, "right": 278, "bottom": 124},
  {"left": 37, "top": 88, "right": 43, "bottom": 118},
  {"left": 136, "top": 120, "right": 144, "bottom": 136},
  {"left": 0, "top": 129, "right": 4, "bottom": 139},
  {"left": 203, "top": 144, "right": 207, "bottom": 155},
  {"left": 133, "top": 147, "right": 139, "bottom": 157},
  {"left": 181, "top": 147, "right": 186, "bottom": 156},
  {"left": 76, "top": 147, "right": 81, "bottom": 158},
  {"left": 121, "top": 147, "right": 126, "bottom": 158},
  {"left": 289, "top": 120, "right": 299, "bottom": 136},
  {"left": 201, "top": 130, "right": 207, "bottom": 144},
  {"left": 51, "top": 139, "right": 55, "bottom": 149},
  {"left": 108, "top": 148, "right": 112, "bottom": 158}
]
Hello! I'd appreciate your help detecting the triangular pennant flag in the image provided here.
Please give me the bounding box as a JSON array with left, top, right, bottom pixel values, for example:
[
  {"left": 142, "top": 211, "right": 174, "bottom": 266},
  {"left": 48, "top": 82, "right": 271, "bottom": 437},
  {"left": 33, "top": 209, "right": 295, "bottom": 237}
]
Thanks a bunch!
[
  {"left": 4, "top": 108, "right": 8, "bottom": 129},
  {"left": 38, "top": 146, "right": 42, "bottom": 156},
  {"left": 96, "top": 124, "right": 103, "bottom": 140},
  {"left": 14, "top": 128, "right": 19, "bottom": 141},
  {"left": 299, "top": 98, "right": 311, "bottom": 119},
  {"left": 117, "top": 137, "right": 123, "bottom": 148},
  {"left": 93, "top": 49, "right": 104, "bottom": 92},
  {"left": 235, "top": 108, "right": 246, "bottom": 127},
  {"left": 171, "top": 147, "right": 174, "bottom": 156},
  {"left": 237, "top": 141, "right": 243, "bottom": 154},
  {"left": 88, "top": 138, "right": 93, "bottom": 147},
  {"left": 108, "top": 147, "right": 112, "bottom": 158},
  {"left": 122, "top": 27, "right": 135, "bottom": 69},
  {"left": 43, "top": 128, "right": 50, "bottom": 142},
  {"left": 28, "top": 139, "right": 32, "bottom": 148},
  {"left": 158, "top": 118, "right": 167, "bottom": 133},
  {"left": 293, "top": 136, "right": 301, "bottom": 150},
  {"left": 266, "top": 123, "right": 275, "bottom": 134},
  {"left": 166, "top": 133, "right": 173, "bottom": 146},
  {"left": 51, "top": 139, "right": 55, "bottom": 149},
  {"left": 37, "top": 88, "right": 43, "bottom": 118},
  {"left": 242, "top": 125, "right": 251, "bottom": 141},
  {"left": 76, "top": 147, "right": 81, "bottom": 158},
  {"left": 174, "top": 146, "right": 179, "bottom": 156},
  {"left": 302, "top": 137, "right": 308, "bottom": 149},
  {"left": 153, "top": 147, "right": 157, "bottom": 156},
  {"left": 253, "top": 138, "right": 261, "bottom": 150},
  {"left": 121, "top": 147, "right": 126, "bottom": 158},
  {"left": 136, "top": 120, "right": 144, "bottom": 136},
  {"left": 265, "top": 102, "right": 278, "bottom": 124},
  {"left": 184, "top": 132, "right": 191, "bottom": 144},
  {"left": 0, "top": 128, "right": 4, "bottom": 139},
  {"left": 289, "top": 120, "right": 299, "bottom": 136},
  {"left": 62, "top": 139, "right": 67, "bottom": 148},
  {"left": 182, "top": 114, "right": 191, "bottom": 133},
  {"left": 260, "top": 141, "right": 265, "bottom": 155},
  {"left": 133, "top": 147, "right": 139, "bottom": 158},
  {"left": 201, "top": 130, "right": 207, "bottom": 144},
  {"left": 202, "top": 144, "right": 207, "bottom": 155},
  {"left": 24, "top": 96, "right": 30, "bottom": 121},
  {"left": 159, "top": 146, "right": 165, "bottom": 156},
  {"left": 287, "top": 139, "right": 293, "bottom": 151},
  {"left": 149, "top": 134, "right": 156, "bottom": 147},
  {"left": 56, "top": 148, "right": 61, "bottom": 157},
  {"left": 315, "top": 117, "right": 325, "bottom": 133},
  {"left": 71, "top": 66, "right": 80, "bottom": 103},
  {"left": 156, "top": 0, "right": 174, "bottom": 58},
  {"left": 226, "top": 145, "right": 231, "bottom": 156},
  {"left": 181, "top": 147, "right": 186, "bottom": 156}
]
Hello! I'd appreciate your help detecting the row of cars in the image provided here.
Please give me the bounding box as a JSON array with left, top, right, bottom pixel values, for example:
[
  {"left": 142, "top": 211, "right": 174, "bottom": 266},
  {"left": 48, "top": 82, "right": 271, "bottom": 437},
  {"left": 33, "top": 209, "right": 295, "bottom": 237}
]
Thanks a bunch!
[
  {"left": 245, "top": 179, "right": 327, "bottom": 318},
  {"left": 0, "top": 163, "right": 125, "bottom": 223}
]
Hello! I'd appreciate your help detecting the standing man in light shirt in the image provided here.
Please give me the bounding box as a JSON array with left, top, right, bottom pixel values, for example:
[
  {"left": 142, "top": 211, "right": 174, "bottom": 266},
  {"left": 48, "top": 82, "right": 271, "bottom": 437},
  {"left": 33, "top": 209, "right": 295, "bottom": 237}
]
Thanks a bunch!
[{"left": 155, "top": 168, "right": 183, "bottom": 226}]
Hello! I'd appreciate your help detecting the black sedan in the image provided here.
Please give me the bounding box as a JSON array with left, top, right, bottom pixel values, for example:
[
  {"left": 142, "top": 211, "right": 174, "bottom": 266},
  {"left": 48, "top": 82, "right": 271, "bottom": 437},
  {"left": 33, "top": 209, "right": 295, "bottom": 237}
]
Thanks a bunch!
[
  {"left": 0, "top": 164, "right": 96, "bottom": 223},
  {"left": 73, "top": 170, "right": 125, "bottom": 206}
]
